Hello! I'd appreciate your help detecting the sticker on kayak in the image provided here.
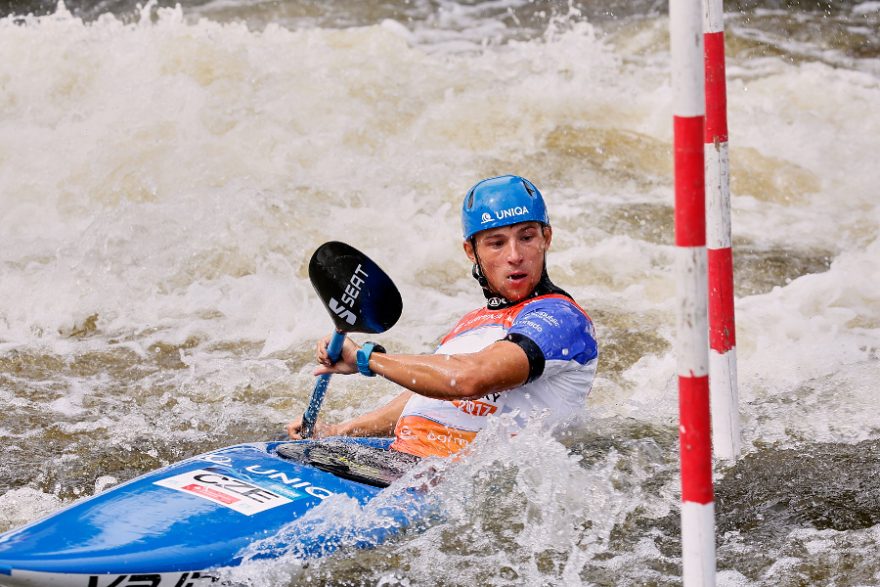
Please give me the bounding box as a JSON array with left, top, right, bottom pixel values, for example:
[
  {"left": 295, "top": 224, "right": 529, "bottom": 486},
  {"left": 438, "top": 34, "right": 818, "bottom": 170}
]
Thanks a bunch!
[{"left": 155, "top": 468, "right": 294, "bottom": 516}]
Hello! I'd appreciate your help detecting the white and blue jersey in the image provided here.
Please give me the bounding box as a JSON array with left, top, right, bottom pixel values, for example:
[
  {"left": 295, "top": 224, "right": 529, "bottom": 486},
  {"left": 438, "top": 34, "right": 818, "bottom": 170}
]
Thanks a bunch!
[{"left": 391, "top": 293, "right": 598, "bottom": 458}]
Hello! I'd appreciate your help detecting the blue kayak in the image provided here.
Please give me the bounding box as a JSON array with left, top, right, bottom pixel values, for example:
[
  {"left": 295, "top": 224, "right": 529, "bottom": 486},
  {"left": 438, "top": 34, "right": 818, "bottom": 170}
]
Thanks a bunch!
[{"left": 0, "top": 438, "right": 428, "bottom": 587}]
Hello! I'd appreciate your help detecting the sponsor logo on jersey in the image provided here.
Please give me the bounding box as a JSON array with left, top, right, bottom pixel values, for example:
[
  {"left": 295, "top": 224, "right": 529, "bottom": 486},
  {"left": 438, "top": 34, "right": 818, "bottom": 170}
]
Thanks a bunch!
[{"left": 531, "top": 310, "right": 560, "bottom": 327}]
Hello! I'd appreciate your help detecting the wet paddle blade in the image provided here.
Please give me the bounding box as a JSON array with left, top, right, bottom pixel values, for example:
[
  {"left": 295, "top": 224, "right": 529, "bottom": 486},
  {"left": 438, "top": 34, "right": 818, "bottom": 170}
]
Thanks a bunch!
[{"left": 309, "top": 241, "right": 402, "bottom": 334}]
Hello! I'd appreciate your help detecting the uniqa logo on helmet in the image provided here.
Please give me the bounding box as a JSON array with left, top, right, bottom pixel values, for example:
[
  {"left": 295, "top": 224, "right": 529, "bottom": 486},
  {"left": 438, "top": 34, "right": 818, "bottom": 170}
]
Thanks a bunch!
[{"left": 480, "top": 206, "right": 531, "bottom": 224}]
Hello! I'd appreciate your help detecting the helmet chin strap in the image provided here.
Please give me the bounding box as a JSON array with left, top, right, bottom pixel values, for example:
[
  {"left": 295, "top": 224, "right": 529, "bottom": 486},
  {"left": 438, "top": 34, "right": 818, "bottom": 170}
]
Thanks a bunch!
[
  {"left": 469, "top": 236, "right": 491, "bottom": 282},
  {"left": 471, "top": 261, "right": 490, "bottom": 289},
  {"left": 469, "top": 238, "right": 503, "bottom": 307}
]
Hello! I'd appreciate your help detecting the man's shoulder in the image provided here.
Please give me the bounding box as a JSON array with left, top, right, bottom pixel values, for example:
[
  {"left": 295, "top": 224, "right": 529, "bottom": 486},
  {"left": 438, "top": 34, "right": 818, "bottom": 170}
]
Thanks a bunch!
[
  {"left": 519, "top": 294, "right": 592, "bottom": 323},
  {"left": 512, "top": 294, "right": 598, "bottom": 353}
]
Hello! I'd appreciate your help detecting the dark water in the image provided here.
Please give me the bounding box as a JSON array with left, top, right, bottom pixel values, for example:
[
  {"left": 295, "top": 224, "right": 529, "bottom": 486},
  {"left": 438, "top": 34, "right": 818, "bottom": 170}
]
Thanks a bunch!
[{"left": 261, "top": 428, "right": 880, "bottom": 586}]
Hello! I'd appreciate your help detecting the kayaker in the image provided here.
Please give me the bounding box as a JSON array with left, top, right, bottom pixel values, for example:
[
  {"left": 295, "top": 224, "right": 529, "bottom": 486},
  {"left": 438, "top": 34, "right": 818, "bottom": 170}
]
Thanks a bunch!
[{"left": 287, "top": 175, "right": 598, "bottom": 458}]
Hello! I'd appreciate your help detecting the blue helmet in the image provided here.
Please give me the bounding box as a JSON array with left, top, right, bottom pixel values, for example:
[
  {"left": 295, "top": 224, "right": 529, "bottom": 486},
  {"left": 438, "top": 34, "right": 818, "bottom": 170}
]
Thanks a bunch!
[{"left": 461, "top": 175, "right": 550, "bottom": 240}]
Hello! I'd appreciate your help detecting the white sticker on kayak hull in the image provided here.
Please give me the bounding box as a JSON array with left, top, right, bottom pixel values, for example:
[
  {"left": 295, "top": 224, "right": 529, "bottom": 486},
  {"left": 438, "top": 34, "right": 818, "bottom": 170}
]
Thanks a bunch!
[
  {"left": 0, "top": 569, "right": 219, "bottom": 587},
  {"left": 154, "top": 468, "right": 293, "bottom": 516}
]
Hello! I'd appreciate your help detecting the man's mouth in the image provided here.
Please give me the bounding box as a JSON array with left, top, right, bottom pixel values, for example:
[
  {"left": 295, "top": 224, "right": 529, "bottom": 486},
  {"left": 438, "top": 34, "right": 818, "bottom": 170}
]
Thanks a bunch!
[{"left": 507, "top": 272, "right": 528, "bottom": 283}]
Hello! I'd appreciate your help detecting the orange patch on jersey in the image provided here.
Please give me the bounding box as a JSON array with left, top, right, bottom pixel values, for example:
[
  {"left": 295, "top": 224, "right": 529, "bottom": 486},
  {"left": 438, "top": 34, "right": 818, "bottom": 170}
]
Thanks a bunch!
[{"left": 390, "top": 415, "right": 477, "bottom": 458}]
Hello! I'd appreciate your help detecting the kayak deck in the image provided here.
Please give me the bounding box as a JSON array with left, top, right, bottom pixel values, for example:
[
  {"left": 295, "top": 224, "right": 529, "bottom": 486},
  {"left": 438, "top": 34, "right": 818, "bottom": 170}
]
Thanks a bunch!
[{"left": 0, "top": 438, "right": 427, "bottom": 587}]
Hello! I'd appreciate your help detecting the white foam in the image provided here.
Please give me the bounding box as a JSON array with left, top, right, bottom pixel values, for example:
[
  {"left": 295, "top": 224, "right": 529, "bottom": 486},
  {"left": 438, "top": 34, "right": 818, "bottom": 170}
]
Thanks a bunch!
[
  {"left": 0, "top": 488, "right": 62, "bottom": 532},
  {"left": 853, "top": 2, "right": 880, "bottom": 15},
  {"left": 0, "top": 6, "right": 879, "bottom": 581}
]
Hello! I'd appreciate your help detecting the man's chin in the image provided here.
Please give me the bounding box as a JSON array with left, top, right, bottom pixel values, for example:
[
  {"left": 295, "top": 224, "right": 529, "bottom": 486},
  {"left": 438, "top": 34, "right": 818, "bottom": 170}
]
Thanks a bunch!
[
  {"left": 486, "top": 275, "right": 538, "bottom": 302},
  {"left": 498, "top": 286, "right": 530, "bottom": 302}
]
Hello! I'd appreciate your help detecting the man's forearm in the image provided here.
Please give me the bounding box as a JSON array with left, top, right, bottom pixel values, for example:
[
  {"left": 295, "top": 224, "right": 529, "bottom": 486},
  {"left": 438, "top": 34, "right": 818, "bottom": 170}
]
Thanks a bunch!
[
  {"left": 369, "top": 343, "right": 529, "bottom": 401},
  {"left": 336, "top": 390, "right": 412, "bottom": 437}
]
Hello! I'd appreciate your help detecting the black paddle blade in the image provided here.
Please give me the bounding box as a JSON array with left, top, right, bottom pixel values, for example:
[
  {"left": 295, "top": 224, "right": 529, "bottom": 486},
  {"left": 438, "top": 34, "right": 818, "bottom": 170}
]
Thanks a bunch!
[{"left": 308, "top": 241, "right": 403, "bottom": 334}]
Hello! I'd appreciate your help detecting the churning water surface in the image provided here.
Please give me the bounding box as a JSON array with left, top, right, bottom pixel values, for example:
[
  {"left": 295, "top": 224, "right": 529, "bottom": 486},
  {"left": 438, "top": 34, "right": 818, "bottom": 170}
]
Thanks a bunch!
[{"left": 0, "top": 0, "right": 879, "bottom": 585}]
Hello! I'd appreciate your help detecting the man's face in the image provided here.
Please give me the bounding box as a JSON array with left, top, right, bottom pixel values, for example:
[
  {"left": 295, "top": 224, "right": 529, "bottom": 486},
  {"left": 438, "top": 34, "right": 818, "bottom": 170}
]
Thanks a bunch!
[{"left": 464, "top": 222, "right": 552, "bottom": 303}]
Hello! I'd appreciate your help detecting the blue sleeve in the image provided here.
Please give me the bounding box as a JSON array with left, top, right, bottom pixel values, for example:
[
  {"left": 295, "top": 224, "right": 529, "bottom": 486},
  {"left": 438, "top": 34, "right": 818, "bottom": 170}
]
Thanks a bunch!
[{"left": 507, "top": 298, "right": 598, "bottom": 367}]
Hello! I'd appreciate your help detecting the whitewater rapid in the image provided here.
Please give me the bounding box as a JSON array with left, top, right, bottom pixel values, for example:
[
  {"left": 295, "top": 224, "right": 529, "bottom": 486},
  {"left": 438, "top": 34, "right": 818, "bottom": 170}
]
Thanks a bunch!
[{"left": 1, "top": 1, "right": 878, "bottom": 585}]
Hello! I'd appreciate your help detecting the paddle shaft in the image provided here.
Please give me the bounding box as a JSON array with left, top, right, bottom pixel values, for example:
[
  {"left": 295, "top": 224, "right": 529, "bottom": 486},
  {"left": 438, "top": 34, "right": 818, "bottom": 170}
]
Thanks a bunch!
[
  {"left": 300, "top": 329, "right": 346, "bottom": 438},
  {"left": 297, "top": 241, "right": 402, "bottom": 439}
]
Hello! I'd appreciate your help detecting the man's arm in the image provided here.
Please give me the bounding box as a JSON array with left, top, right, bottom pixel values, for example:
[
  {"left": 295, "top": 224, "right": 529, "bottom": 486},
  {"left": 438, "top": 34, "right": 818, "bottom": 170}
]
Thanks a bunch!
[
  {"left": 287, "top": 390, "right": 412, "bottom": 440},
  {"left": 370, "top": 341, "right": 531, "bottom": 400},
  {"left": 314, "top": 336, "right": 532, "bottom": 401}
]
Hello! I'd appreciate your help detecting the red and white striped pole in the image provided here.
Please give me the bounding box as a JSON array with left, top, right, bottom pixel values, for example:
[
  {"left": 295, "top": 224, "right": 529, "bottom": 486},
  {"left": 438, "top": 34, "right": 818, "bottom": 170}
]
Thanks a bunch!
[
  {"left": 671, "top": 0, "right": 717, "bottom": 584},
  {"left": 704, "top": 0, "right": 741, "bottom": 461}
]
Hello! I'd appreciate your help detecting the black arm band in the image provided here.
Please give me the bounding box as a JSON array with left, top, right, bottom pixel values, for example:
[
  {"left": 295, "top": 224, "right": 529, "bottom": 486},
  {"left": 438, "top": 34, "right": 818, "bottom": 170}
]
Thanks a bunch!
[{"left": 503, "top": 333, "right": 545, "bottom": 383}]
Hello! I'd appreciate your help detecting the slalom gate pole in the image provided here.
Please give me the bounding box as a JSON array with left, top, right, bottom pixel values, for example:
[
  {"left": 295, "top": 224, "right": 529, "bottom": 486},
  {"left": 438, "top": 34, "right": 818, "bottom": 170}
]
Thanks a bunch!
[
  {"left": 704, "top": 0, "right": 741, "bottom": 461},
  {"left": 671, "top": 0, "right": 717, "bottom": 585}
]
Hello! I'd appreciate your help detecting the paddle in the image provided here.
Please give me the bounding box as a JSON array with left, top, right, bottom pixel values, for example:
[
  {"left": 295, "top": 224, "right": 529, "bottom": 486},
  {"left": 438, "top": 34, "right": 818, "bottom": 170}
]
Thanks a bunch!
[{"left": 300, "top": 241, "right": 403, "bottom": 438}]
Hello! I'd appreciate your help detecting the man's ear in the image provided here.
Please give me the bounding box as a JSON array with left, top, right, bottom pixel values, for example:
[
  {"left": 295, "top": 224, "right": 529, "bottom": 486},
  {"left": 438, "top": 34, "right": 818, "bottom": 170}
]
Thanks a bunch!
[
  {"left": 542, "top": 225, "right": 553, "bottom": 250},
  {"left": 463, "top": 239, "right": 477, "bottom": 264}
]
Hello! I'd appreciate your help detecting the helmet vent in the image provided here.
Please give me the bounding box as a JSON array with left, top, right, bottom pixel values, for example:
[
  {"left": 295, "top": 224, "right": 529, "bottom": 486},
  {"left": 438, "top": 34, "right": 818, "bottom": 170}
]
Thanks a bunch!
[
  {"left": 521, "top": 180, "right": 535, "bottom": 197},
  {"left": 466, "top": 190, "right": 475, "bottom": 210}
]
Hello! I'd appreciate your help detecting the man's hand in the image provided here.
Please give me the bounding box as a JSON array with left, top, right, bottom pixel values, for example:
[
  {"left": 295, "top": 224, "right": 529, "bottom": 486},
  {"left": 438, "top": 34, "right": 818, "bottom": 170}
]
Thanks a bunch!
[{"left": 314, "top": 335, "right": 359, "bottom": 376}]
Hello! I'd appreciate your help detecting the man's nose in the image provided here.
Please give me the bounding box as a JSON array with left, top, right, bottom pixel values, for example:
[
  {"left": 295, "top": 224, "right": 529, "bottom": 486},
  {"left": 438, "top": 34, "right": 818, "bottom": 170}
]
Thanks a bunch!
[{"left": 505, "top": 240, "right": 525, "bottom": 262}]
